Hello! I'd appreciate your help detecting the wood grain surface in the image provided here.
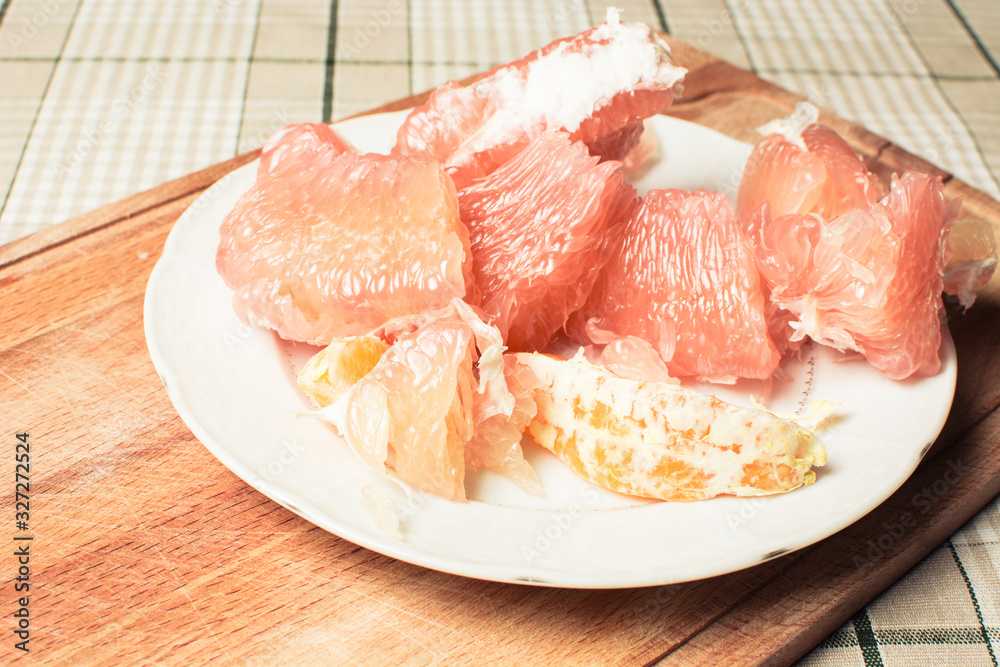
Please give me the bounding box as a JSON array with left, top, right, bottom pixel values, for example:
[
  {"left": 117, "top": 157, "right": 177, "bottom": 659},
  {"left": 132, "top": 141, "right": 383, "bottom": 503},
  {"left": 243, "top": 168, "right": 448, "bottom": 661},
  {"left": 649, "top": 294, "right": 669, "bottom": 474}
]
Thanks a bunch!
[{"left": 2, "top": 36, "right": 998, "bottom": 666}]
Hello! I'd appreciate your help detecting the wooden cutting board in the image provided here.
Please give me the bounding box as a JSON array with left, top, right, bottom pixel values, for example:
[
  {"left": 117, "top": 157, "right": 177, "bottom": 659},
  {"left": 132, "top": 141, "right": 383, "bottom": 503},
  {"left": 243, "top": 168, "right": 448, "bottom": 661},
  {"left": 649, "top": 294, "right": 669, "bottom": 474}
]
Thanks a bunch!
[{"left": 2, "top": 37, "right": 998, "bottom": 666}]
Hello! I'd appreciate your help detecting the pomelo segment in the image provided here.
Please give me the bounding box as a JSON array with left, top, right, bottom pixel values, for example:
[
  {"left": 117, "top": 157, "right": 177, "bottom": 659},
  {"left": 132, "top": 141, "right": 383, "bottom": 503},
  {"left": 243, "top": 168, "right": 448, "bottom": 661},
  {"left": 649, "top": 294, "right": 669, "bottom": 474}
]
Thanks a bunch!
[
  {"left": 802, "top": 124, "right": 883, "bottom": 219},
  {"left": 392, "top": 9, "right": 685, "bottom": 190},
  {"left": 257, "top": 123, "right": 354, "bottom": 180},
  {"left": 513, "top": 352, "right": 826, "bottom": 501},
  {"left": 737, "top": 103, "right": 881, "bottom": 226},
  {"left": 216, "top": 152, "right": 474, "bottom": 345},
  {"left": 751, "top": 172, "right": 956, "bottom": 379},
  {"left": 570, "top": 189, "right": 780, "bottom": 382},
  {"left": 297, "top": 335, "right": 389, "bottom": 408},
  {"left": 457, "top": 131, "right": 635, "bottom": 352},
  {"left": 312, "top": 300, "right": 541, "bottom": 500},
  {"left": 325, "top": 317, "right": 476, "bottom": 501}
]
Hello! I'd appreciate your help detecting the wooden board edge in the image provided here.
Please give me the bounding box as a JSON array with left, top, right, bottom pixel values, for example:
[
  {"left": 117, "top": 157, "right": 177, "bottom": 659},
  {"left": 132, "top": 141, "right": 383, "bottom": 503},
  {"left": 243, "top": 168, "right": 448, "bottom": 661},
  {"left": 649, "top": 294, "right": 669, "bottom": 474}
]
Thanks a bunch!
[
  {"left": 654, "top": 405, "right": 1000, "bottom": 666},
  {"left": 0, "top": 151, "right": 260, "bottom": 272}
]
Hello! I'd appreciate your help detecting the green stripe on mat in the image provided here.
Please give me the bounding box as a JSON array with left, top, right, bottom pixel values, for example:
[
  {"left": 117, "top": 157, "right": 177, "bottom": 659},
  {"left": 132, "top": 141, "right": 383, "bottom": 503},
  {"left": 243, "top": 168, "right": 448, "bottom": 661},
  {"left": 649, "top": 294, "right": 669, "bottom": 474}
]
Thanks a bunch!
[
  {"left": 943, "top": 0, "right": 1000, "bottom": 78},
  {"left": 878, "top": 627, "right": 1000, "bottom": 646},
  {"left": 406, "top": 0, "right": 413, "bottom": 96},
  {"left": 651, "top": 0, "right": 670, "bottom": 34},
  {"left": 719, "top": 0, "right": 758, "bottom": 74},
  {"left": 948, "top": 541, "right": 999, "bottom": 666},
  {"left": 322, "top": 0, "right": 340, "bottom": 123},
  {"left": 814, "top": 625, "right": 1000, "bottom": 650},
  {"left": 236, "top": 1, "right": 264, "bottom": 154},
  {"left": 852, "top": 609, "right": 885, "bottom": 667}
]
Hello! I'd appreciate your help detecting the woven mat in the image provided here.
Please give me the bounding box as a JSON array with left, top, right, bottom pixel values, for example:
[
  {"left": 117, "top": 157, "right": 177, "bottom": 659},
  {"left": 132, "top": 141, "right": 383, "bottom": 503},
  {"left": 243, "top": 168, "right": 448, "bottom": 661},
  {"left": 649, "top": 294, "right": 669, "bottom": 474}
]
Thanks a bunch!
[{"left": 1, "top": 1, "right": 998, "bottom": 663}]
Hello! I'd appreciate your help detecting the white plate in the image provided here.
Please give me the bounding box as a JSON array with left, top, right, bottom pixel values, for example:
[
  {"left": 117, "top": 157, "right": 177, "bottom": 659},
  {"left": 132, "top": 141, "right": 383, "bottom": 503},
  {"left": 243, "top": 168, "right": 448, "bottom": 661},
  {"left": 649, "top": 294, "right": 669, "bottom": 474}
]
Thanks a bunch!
[{"left": 144, "top": 111, "right": 957, "bottom": 588}]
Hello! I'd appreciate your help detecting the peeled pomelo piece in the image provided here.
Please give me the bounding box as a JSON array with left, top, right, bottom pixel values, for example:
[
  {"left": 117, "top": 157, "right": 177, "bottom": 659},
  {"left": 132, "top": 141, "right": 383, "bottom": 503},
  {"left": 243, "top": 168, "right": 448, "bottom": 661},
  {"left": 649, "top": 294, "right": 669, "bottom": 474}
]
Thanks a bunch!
[
  {"left": 457, "top": 131, "right": 635, "bottom": 352},
  {"left": 513, "top": 352, "right": 826, "bottom": 501},
  {"left": 257, "top": 123, "right": 354, "bottom": 180},
  {"left": 398, "top": 299, "right": 541, "bottom": 495},
  {"left": 803, "top": 124, "right": 884, "bottom": 219},
  {"left": 321, "top": 317, "right": 476, "bottom": 501},
  {"left": 943, "top": 219, "right": 997, "bottom": 308},
  {"left": 312, "top": 300, "right": 540, "bottom": 500},
  {"left": 738, "top": 133, "right": 826, "bottom": 223},
  {"left": 570, "top": 189, "right": 780, "bottom": 382},
  {"left": 737, "top": 103, "right": 881, "bottom": 226},
  {"left": 216, "top": 152, "right": 474, "bottom": 346},
  {"left": 297, "top": 335, "right": 389, "bottom": 408},
  {"left": 393, "top": 9, "right": 684, "bottom": 190},
  {"left": 752, "top": 172, "right": 957, "bottom": 379}
]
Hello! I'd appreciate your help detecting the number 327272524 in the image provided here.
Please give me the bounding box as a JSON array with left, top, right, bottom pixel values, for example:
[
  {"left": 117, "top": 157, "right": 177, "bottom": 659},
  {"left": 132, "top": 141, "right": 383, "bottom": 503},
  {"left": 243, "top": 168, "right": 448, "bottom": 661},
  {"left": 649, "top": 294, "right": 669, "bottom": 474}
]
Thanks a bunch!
[{"left": 15, "top": 432, "right": 30, "bottom": 526}]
